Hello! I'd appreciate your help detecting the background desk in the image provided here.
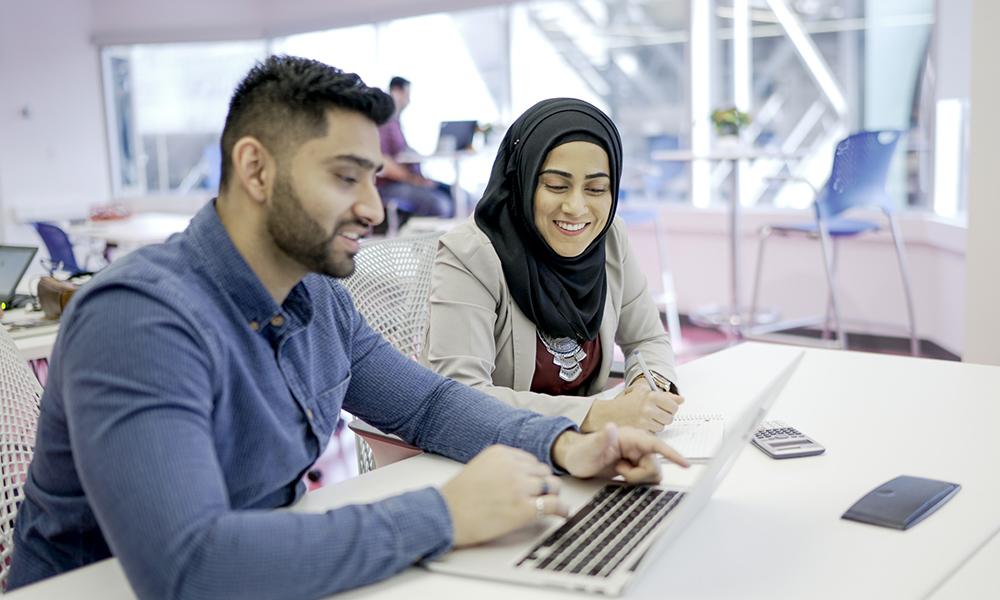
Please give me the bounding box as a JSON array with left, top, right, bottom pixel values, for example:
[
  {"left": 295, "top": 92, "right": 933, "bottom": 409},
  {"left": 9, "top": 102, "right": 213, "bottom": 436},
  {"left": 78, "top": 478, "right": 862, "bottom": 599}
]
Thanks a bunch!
[
  {"left": 4, "top": 308, "right": 58, "bottom": 362},
  {"left": 67, "top": 212, "right": 194, "bottom": 247},
  {"left": 7, "top": 342, "right": 999, "bottom": 599},
  {"left": 650, "top": 149, "right": 801, "bottom": 338},
  {"left": 396, "top": 150, "right": 476, "bottom": 218}
]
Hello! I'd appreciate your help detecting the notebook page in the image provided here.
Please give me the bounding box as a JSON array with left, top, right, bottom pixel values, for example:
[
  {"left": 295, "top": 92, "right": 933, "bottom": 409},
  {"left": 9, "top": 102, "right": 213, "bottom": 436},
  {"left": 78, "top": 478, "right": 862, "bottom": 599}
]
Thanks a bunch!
[{"left": 658, "top": 414, "right": 725, "bottom": 460}]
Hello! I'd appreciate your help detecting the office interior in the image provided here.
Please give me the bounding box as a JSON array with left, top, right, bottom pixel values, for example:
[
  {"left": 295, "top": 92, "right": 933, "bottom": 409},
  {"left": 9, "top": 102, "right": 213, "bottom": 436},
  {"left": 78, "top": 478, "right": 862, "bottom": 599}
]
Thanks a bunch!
[{"left": 0, "top": 0, "right": 996, "bottom": 366}]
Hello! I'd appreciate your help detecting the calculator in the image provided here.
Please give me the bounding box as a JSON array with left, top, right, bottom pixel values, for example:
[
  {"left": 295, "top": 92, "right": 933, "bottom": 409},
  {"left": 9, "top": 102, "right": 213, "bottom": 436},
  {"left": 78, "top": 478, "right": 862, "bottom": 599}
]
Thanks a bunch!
[{"left": 751, "top": 420, "right": 825, "bottom": 459}]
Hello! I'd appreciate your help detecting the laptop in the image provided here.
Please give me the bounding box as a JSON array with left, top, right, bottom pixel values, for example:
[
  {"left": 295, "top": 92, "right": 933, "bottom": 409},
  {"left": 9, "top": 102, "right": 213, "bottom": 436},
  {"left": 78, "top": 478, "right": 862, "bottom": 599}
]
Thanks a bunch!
[
  {"left": 426, "top": 352, "right": 805, "bottom": 596},
  {"left": 0, "top": 245, "right": 38, "bottom": 310},
  {"left": 435, "top": 120, "right": 477, "bottom": 153}
]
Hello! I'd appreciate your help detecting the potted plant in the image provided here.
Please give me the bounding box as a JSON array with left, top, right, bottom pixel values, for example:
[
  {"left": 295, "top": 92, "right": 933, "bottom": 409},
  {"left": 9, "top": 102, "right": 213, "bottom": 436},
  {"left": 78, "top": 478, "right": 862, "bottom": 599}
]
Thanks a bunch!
[{"left": 712, "top": 108, "right": 752, "bottom": 136}]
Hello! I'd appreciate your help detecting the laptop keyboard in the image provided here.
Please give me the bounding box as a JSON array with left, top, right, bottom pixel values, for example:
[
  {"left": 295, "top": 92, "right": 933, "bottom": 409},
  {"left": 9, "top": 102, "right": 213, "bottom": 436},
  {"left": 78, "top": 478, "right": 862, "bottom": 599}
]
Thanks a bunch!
[{"left": 516, "top": 484, "right": 684, "bottom": 578}]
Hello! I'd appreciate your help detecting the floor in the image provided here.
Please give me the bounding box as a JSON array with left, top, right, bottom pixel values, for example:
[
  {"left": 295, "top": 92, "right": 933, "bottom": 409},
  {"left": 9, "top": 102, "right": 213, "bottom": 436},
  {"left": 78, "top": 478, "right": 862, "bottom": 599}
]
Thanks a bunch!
[{"left": 307, "top": 318, "right": 954, "bottom": 490}]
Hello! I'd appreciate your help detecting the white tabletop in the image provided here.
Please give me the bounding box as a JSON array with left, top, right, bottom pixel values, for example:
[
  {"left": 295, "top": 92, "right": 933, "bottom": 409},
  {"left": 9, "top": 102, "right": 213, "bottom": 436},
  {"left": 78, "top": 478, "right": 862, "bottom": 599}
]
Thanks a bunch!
[
  {"left": 925, "top": 523, "right": 1000, "bottom": 599},
  {"left": 3, "top": 308, "right": 59, "bottom": 361},
  {"left": 7, "top": 342, "right": 998, "bottom": 599},
  {"left": 67, "top": 212, "right": 194, "bottom": 246}
]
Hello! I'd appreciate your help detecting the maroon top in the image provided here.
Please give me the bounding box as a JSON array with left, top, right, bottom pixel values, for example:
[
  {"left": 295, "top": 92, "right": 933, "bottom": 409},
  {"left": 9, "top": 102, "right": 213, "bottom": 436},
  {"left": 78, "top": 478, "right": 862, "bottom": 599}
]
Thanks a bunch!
[
  {"left": 378, "top": 117, "right": 421, "bottom": 181},
  {"left": 530, "top": 335, "right": 602, "bottom": 396}
]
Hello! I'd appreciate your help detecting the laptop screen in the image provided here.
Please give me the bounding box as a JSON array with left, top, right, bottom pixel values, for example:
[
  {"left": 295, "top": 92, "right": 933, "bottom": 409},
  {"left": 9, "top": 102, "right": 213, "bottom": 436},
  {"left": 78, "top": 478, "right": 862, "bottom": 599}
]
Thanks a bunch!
[
  {"left": 0, "top": 245, "right": 38, "bottom": 308},
  {"left": 437, "top": 120, "right": 477, "bottom": 152}
]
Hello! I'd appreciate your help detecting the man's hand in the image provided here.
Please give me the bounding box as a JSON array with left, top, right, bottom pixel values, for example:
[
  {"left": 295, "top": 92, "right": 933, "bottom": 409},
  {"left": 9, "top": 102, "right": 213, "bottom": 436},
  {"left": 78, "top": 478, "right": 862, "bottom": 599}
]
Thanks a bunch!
[
  {"left": 552, "top": 424, "right": 690, "bottom": 483},
  {"left": 581, "top": 381, "right": 685, "bottom": 434},
  {"left": 440, "top": 446, "right": 567, "bottom": 548}
]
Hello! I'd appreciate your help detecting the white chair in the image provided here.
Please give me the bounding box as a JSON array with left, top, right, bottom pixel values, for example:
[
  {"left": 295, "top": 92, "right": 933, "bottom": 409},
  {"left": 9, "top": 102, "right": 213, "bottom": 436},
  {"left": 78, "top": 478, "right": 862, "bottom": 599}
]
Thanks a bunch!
[
  {"left": 0, "top": 326, "right": 43, "bottom": 591},
  {"left": 340, "top": 231, "right": 443, "bottom": 473}
]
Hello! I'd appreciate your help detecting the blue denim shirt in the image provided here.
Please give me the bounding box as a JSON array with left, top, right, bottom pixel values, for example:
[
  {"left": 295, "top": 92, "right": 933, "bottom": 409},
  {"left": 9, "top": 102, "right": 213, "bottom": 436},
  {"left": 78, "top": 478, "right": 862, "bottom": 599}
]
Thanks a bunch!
[{"left": 8, "top": 201, "right": 574, "bottom": 599}]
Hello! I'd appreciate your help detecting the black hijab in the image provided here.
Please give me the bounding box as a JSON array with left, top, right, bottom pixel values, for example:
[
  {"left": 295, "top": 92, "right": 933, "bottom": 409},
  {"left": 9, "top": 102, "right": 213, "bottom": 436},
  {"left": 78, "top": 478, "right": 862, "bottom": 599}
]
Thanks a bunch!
[{"left": 474, "top": 98, "right": 622, "bottom": 342}]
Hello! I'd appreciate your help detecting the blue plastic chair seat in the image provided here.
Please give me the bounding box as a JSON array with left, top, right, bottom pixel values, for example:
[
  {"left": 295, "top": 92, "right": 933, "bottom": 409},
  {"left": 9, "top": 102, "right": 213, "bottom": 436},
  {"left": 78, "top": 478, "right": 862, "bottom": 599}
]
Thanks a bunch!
[{"left": 771, "top": 218, "right": 881, "bottom": 237}]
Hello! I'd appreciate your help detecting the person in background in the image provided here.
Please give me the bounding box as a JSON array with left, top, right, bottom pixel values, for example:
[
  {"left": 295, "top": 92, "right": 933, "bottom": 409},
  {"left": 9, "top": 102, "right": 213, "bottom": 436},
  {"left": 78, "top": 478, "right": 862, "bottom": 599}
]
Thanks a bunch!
[
  {"left": 6, "top": 57, "right": 688, "bottom": 600},
  {"left": 420, "top": 98, "right": 683, "bottom": 435},
  {"left": 375, "top": 76, "right": 453, "bottom": 227}
]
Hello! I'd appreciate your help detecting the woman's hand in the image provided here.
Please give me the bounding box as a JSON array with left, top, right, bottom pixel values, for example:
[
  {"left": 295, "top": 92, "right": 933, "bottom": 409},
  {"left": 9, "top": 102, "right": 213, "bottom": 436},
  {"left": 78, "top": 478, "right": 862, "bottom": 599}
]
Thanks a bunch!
[{"left": 581, "top": 380, "right": 684, "bottom": 434}]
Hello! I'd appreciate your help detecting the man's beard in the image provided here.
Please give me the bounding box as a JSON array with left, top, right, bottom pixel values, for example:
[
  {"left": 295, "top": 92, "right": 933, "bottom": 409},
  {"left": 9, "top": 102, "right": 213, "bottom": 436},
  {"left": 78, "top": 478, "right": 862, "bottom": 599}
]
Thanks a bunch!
[{"left": 266, "top": 173, "right": 362, "bottom": 278}]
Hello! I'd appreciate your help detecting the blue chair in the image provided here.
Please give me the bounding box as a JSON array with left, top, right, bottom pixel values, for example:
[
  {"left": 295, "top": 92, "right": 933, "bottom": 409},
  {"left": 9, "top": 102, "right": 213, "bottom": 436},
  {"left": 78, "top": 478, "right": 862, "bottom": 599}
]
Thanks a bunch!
[
  {"left": 31, "top": 222, "right": 93, "bottom": 277},
  {"left": 748, "top": 130, "right": 918, "bottom": 356}
]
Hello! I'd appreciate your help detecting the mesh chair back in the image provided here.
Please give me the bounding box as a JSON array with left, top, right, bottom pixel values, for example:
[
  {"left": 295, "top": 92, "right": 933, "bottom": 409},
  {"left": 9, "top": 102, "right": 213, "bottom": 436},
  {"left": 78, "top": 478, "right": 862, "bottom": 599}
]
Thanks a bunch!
[
  {"left": 32, "top": 222, "right": 86, "bottom": 276},
  {"left": 341, "top": 232, "right": 442, "bottom": 475},
  {"left": 816, "top": 130, "right": 901, "bottom": 221},
  {"left": 340, "top": 231, "right": 444, "bottom": 360},
  {"left": 0, "top": 327, "right": 42, "bottom": 591}
]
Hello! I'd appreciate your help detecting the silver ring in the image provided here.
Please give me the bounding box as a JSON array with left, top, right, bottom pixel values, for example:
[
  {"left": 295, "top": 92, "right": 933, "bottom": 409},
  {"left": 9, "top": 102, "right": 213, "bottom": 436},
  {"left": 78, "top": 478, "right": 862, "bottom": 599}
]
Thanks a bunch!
[
  {"left": 539, "top": 476, "right": 549, "bottom": 496},
  {"left": 535, "top": 496, "right": 546, "bottom": 519}
]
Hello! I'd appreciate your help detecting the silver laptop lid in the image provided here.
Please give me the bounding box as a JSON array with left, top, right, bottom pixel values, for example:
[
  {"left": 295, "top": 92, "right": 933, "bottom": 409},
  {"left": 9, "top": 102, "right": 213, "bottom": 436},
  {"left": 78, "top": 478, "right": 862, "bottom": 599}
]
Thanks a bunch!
[{"left": 427, "top": 351, "right": 805, "bottom": 595}]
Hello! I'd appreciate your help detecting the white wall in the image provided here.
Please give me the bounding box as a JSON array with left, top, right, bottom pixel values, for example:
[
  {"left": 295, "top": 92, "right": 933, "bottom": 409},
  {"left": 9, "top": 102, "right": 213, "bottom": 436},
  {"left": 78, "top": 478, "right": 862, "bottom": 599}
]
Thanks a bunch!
[
  {"left": 962, "top": 0, "right": 1000, "bottom": 365},
  {"left": 0, "top": 0, "right": 110, "bottom": 252},
  {"left": 626, "top": 207, "right": 965, "bottom": 356}
]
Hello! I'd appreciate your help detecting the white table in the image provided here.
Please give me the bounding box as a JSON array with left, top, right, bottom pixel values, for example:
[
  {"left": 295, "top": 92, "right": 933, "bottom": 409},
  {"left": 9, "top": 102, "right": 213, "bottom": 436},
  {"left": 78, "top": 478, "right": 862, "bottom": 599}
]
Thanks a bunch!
[
  {"left": 4, "top": 308, "right": 59, "bottom": 361},
  {"left": 67, "top": 212, "right": 194, "bottom": 247},
  {"left": 396, "top": 150, "right": 477, "bottom": 218},
  {"left": 925, "top": 522, "right": 1000, "bottom": 599},
  {"left": 8, "top": 342, "right": 999, "bottom": 599},
  {"left": 651, "top": 148, "right": 801, "bottom": 338}
]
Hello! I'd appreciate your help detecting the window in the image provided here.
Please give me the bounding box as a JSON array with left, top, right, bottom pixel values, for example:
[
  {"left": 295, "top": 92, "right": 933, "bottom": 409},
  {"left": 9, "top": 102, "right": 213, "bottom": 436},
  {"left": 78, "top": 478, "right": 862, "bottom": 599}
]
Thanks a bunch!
[
  {"left": 101, "top": 41, "right": 267, "bottom": 198},
  {"left": 100, "top": 1, "right": 944, "bottom": 214}
]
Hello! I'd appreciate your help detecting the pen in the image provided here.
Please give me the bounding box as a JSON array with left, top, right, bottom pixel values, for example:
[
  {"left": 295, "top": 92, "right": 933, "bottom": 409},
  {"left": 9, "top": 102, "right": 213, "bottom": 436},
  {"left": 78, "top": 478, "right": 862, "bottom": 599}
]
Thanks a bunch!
[{"left": 633, "top": 350, "right": 659, "bottom": 392}]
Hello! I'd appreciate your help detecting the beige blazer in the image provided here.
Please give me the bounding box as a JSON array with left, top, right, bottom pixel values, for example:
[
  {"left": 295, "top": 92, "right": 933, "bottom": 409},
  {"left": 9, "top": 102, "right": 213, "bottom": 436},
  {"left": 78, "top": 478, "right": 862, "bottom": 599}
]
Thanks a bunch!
[{"left": 419, "top": 216, "right": 676, "bottom": 425}]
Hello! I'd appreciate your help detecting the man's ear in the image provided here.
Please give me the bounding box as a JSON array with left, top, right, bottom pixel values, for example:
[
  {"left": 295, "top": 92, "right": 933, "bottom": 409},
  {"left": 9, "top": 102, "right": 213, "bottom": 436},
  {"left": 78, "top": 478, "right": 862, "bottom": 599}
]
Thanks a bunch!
[{"left": 231, "top": 136, "right": 273, "bottom": 203}]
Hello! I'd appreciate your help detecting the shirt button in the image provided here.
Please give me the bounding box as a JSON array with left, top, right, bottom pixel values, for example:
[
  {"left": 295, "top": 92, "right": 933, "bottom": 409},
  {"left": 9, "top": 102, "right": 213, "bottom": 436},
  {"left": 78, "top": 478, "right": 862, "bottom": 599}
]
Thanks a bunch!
[
  {"left": 306, "top": 409, "right": 314, "bottom": 420},
  {"left": 249, "top": 321, "right": 259, "bottom": 331},
  {"left": 271, "top": 315, "right": 285, "bottom": 327}
]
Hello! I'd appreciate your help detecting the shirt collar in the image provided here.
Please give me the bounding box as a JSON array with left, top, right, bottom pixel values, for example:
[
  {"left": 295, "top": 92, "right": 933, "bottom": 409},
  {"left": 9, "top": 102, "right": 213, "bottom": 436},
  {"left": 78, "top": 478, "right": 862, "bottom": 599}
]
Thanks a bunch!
[{"left": 186, "top": 200, "right": 313, "bottom": 337}]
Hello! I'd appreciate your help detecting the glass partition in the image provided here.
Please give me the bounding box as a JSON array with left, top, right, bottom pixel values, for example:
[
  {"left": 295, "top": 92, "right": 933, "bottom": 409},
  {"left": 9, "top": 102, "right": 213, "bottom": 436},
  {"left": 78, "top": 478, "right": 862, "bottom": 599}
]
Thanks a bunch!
[{"left": 100, "top": 0, "right": 943, "bottom": 213}]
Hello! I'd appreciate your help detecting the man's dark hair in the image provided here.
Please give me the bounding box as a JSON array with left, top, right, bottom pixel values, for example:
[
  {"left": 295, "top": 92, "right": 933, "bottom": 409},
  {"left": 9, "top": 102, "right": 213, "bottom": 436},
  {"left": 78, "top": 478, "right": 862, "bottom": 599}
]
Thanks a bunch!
[
  {"left": 389, "top": 76, "right": 410, "bottom": 91},
  {"left": 219, "top": 55, "right": 395, "bottom": 192}
]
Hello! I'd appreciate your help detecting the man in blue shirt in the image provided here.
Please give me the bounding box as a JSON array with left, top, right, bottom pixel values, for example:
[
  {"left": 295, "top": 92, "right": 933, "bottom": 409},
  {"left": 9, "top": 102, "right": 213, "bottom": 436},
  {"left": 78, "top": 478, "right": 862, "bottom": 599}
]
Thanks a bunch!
[{"left": 7, "top": 56, "right": 686, "bottom": 600}]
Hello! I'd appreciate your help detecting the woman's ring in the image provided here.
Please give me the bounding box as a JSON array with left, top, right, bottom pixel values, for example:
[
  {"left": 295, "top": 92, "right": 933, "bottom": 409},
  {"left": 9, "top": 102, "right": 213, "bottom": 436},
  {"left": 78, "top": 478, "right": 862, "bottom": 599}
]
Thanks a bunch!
[
  {"left": 539, "top": 476, "right": 549, "bottom": 496},
  {"left": 535, "top": 496, "right": 546, "bottom": 519}
]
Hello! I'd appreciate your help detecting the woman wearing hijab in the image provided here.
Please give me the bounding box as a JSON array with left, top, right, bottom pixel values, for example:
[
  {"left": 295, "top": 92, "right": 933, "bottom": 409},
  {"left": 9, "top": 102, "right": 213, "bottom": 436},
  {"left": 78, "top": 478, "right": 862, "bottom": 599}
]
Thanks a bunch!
[{"left": 419, "top": 98, "right": 683, "bottom": 434}]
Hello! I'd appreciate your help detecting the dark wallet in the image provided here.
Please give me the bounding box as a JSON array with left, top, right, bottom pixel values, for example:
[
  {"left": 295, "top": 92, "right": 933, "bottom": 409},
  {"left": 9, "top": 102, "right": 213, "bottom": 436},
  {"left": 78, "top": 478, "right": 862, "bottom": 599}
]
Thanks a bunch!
[{"left": 842, "top": 475, "right": 961, "bottom": 530}]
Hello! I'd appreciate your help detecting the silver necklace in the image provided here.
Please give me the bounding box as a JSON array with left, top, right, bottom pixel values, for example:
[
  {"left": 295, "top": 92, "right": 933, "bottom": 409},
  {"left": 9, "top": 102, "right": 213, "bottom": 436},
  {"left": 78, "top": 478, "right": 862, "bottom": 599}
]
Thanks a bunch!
[{"left": 538, "top": 330, "right": 587, "bottom": 382}]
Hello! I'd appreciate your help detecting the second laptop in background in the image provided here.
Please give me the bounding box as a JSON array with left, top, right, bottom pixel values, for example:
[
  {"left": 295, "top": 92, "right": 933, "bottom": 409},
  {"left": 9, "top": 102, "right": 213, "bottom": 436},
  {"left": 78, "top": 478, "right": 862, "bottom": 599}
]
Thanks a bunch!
[{"left": 436, "top": 120, "right": 477, "bottom": 153}]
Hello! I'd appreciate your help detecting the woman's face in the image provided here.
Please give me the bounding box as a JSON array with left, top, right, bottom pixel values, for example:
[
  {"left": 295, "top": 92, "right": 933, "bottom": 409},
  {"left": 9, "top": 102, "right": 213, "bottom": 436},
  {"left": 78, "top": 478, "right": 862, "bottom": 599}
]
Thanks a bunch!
[{"left": 532, "top": 141, "right": 613, "bottom": 258}]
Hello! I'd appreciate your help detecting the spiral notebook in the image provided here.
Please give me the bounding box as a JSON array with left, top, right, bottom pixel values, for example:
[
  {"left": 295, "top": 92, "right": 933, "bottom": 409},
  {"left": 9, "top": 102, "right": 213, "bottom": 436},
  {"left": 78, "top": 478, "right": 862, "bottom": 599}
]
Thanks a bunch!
[{"left": 658, "top": 414, "right": 725, "bottom": 460}]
